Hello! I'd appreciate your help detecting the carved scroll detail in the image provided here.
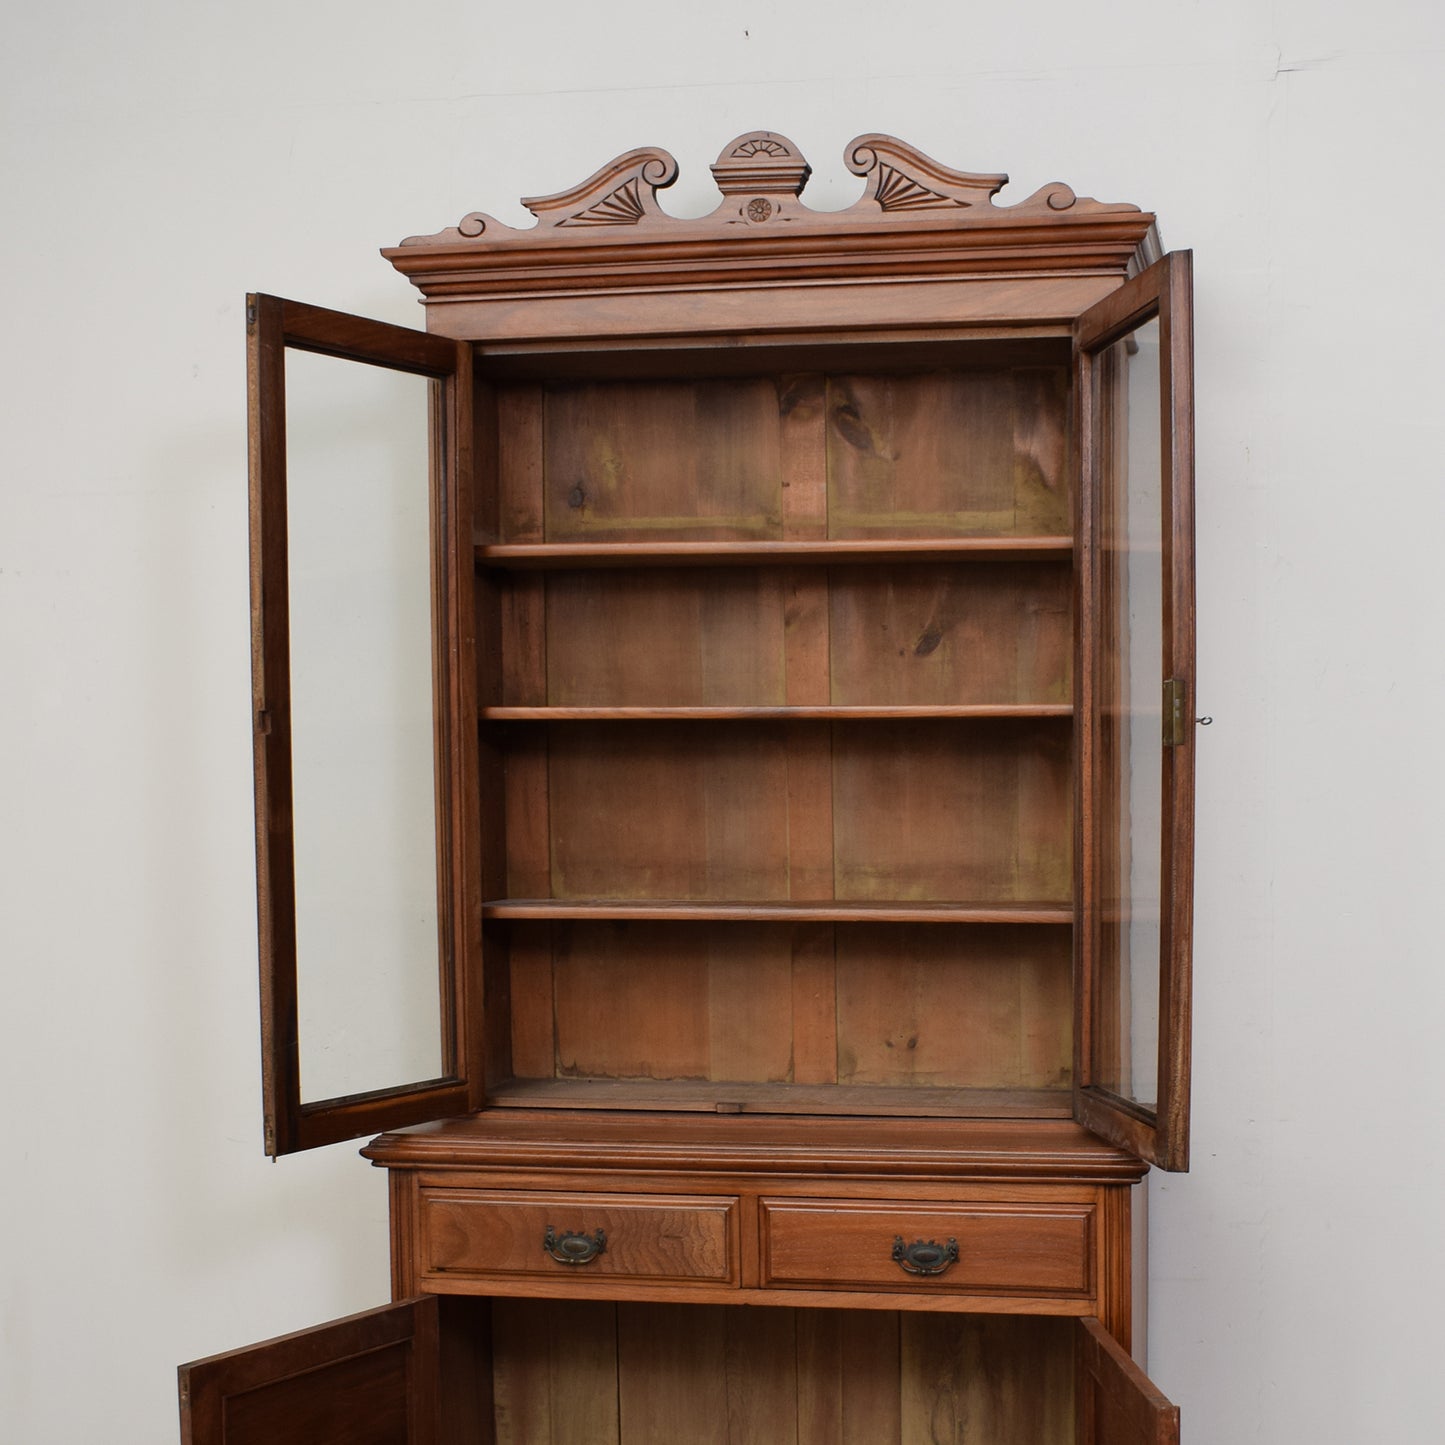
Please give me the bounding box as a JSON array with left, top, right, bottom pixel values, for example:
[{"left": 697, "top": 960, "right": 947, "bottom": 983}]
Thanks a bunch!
[
  {"left": 521, "top": 147, "right": 679, "bottom": 229},
  {"left": 846, "top": 134, "right": 1007, "bottom": 212}
]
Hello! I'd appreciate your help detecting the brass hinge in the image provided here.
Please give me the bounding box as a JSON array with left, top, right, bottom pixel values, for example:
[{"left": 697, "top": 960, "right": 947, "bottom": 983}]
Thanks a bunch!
[{"left": 1163, "top": 678, "right": 1187, "bottom": 747}]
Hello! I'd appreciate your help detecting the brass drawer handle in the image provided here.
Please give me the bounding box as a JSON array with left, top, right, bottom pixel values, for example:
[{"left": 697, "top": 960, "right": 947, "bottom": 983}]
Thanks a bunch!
[
  {"left": 543, "top": 1225, "right": 607, "bottom": 1265},
  {"left": 892, "top": 1235, "right": 959, "bottom": 1276}
]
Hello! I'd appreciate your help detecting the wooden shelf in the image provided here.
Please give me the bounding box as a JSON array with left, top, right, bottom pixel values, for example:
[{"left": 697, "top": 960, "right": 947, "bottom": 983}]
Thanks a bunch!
[
  {"left": 482, "top": 704, "right": 1073, "bottom": 722},
  {"left": 483, "top": 899, "right": 1074, "bottom": 924},
  {"left": 476, "top": 537, "right": 1074, "bottom": 569},
  {"left": 485, "top": 1077, "right": 1074, "bottom": 1120}
]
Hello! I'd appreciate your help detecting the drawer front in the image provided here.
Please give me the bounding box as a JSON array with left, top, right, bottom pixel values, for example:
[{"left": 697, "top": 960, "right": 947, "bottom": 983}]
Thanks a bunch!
[
  {"left": 761, "top": 1199, "right": 1093, "bottom": 1296},
  {"left": 419, "top": 1189, "right": 738, "bottom": 1286}
]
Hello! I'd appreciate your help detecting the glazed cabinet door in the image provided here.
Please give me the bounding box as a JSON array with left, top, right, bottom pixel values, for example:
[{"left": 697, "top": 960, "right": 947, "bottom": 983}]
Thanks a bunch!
[
  {"left": 1074, "top": 252, "right": 1196, "bottom": 1171},
  {"left": 248, "top": 295, "right": 481, "bottom": 1155},
  {"left": 179, "top": 1298, "right": 439, "bottom": 1445}
]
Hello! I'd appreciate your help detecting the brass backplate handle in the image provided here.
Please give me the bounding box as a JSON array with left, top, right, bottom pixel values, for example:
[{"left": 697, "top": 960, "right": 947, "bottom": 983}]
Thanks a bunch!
[
  {"left": 543, "top": 1225, "right": 608, "bottom": 1265},
  {"left": 892, "top": 1235, "right": 959, "bottom": 1276}
]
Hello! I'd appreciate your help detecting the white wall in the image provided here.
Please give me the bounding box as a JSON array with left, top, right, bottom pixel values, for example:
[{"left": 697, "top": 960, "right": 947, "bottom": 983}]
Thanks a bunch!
[{"left": 4, "top": 3, "right": 1443, "bottom": 1440}]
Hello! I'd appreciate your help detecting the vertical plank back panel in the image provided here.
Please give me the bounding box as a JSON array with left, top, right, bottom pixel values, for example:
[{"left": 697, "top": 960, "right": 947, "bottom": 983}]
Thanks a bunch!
[
  {"left": 617, "top": 1304, "right": 729, "bottom": 1445},
  {"left": 901, "top": 1314, "right": 1072, "bottom": 1444},
  {"left": 835, "top": 924, "right": 1072, "bottom": 1090},
  {"left": 827, "top": 370, "right": 1069, "bottom": 538},
  {"left": 544, "top": 381, "right": 784, "bottom": 542},
  {"left": 833, "top": 721, "right": 1072, "bottom": 903}
]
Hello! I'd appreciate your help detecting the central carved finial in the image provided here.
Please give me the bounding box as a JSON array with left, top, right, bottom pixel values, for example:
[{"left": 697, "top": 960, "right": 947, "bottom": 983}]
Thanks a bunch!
[
  {"left": 710, "top": 131, "right": 812, "bottom": 197},
  {"left": 710, "top": 131, "right": 811, "bottom": 225}
]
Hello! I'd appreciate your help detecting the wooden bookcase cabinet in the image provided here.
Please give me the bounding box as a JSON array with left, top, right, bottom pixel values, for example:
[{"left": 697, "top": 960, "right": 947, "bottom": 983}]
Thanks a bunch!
[{"left": 181, "top": 133, "right": 1195, "bottom": 1443}]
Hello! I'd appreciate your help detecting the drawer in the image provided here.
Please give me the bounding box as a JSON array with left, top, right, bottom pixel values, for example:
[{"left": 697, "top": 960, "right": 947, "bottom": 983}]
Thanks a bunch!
[
  {"left": 760, "top": 1199, "right": 1093, "bottom": 1296},
  {"left": 418, "top": 1189, "right": 739, "bottom": 1286}
]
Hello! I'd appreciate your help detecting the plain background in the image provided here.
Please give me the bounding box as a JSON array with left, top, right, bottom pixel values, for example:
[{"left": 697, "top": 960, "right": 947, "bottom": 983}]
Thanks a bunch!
[{"left": 4, "top": 3, "right": 1444, "bottom": 1441}]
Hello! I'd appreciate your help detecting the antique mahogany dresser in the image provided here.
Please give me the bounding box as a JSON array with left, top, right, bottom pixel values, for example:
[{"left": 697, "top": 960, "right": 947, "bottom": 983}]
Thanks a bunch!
[{"left": 180, "top": 130, "right": 1196, "bottom": 1443}]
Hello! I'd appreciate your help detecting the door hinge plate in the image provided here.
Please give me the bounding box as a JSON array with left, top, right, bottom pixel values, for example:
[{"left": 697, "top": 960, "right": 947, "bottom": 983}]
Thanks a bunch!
[{"left": 1163, "top": 677, "right": 1187, "bottom": 747}]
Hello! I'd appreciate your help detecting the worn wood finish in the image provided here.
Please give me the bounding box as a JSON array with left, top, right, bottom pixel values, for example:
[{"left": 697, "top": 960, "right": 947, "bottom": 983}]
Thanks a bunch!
[
  {"left": 544, "top": 378, "right": 784, "bottom": 543},
  {"left": 827, "top": 369, "right": 1070, "bottom": 538},
  {"left": 179, "top": 1299, "right": 439, "bottom": 1445}
]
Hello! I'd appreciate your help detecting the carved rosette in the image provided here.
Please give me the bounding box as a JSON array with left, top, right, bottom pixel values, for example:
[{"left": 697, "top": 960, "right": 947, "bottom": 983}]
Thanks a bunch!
[
  {"left": 398, "top": 131, "right": 1141, "bottom": 246},
  {"left": 709, "top": 132, "right": 812, "bottom": 225}
]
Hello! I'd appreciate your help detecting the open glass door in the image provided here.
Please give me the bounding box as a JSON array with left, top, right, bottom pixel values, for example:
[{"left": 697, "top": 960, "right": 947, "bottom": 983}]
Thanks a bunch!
[
  {"left": 248, "top": 294, "right": 480, "bottom": 1155},
  {"left": 1074, "top": 253, "right": 1195, "bottom": 1171}
]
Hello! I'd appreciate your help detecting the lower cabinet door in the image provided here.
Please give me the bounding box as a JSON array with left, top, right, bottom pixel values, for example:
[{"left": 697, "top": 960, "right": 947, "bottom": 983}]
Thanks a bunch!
[
  {"left": 1077, "top": 1316, "right": 1181, "bottom": 1445},
  {"left": 178, "top": 1297, "right": 438, "bottom": 1445},
  {"left": 178, "top": 1297, "right": 1178, "bottom": 1444}
]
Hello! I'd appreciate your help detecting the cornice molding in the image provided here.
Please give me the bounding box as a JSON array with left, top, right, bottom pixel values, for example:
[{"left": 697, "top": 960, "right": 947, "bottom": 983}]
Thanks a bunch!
[{"left": 385, "top": 131, "right": 1158, "bottom": 320}]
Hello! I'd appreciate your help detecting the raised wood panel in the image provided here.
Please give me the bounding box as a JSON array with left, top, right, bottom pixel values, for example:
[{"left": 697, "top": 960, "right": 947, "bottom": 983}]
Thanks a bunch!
[
  {"left": 179, "top": 1299, "right": 438, "bottom": 1445},
  {"left": 419, "top": 1189, "right": 738, "bottom": 1286},
  {"left": 761, "top": 1199, "right": 1093, "bottom": 1297}
]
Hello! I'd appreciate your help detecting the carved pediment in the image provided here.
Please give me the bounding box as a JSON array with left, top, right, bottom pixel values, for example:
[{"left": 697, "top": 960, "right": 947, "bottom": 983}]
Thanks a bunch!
[{"left": 401, "top": 131, "right": 1140, "bottom": 245}]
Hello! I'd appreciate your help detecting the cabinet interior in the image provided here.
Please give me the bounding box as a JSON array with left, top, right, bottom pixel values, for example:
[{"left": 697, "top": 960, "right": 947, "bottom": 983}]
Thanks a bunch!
[
  {"left": 473, "top": 351, "right": 1078, "bottom": 1119},
  {"left": 444, "top": 1297, "right": 1075, "bottom": 1445}
]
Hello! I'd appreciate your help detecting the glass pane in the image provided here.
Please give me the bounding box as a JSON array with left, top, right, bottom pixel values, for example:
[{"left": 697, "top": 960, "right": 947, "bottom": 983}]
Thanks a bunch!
[
  {"left": 1095, "top": 317, "right": 1163, "bottom": 1110},
  {"left": 285, "top": 347, "right": 445, "bottom": 1104}
]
